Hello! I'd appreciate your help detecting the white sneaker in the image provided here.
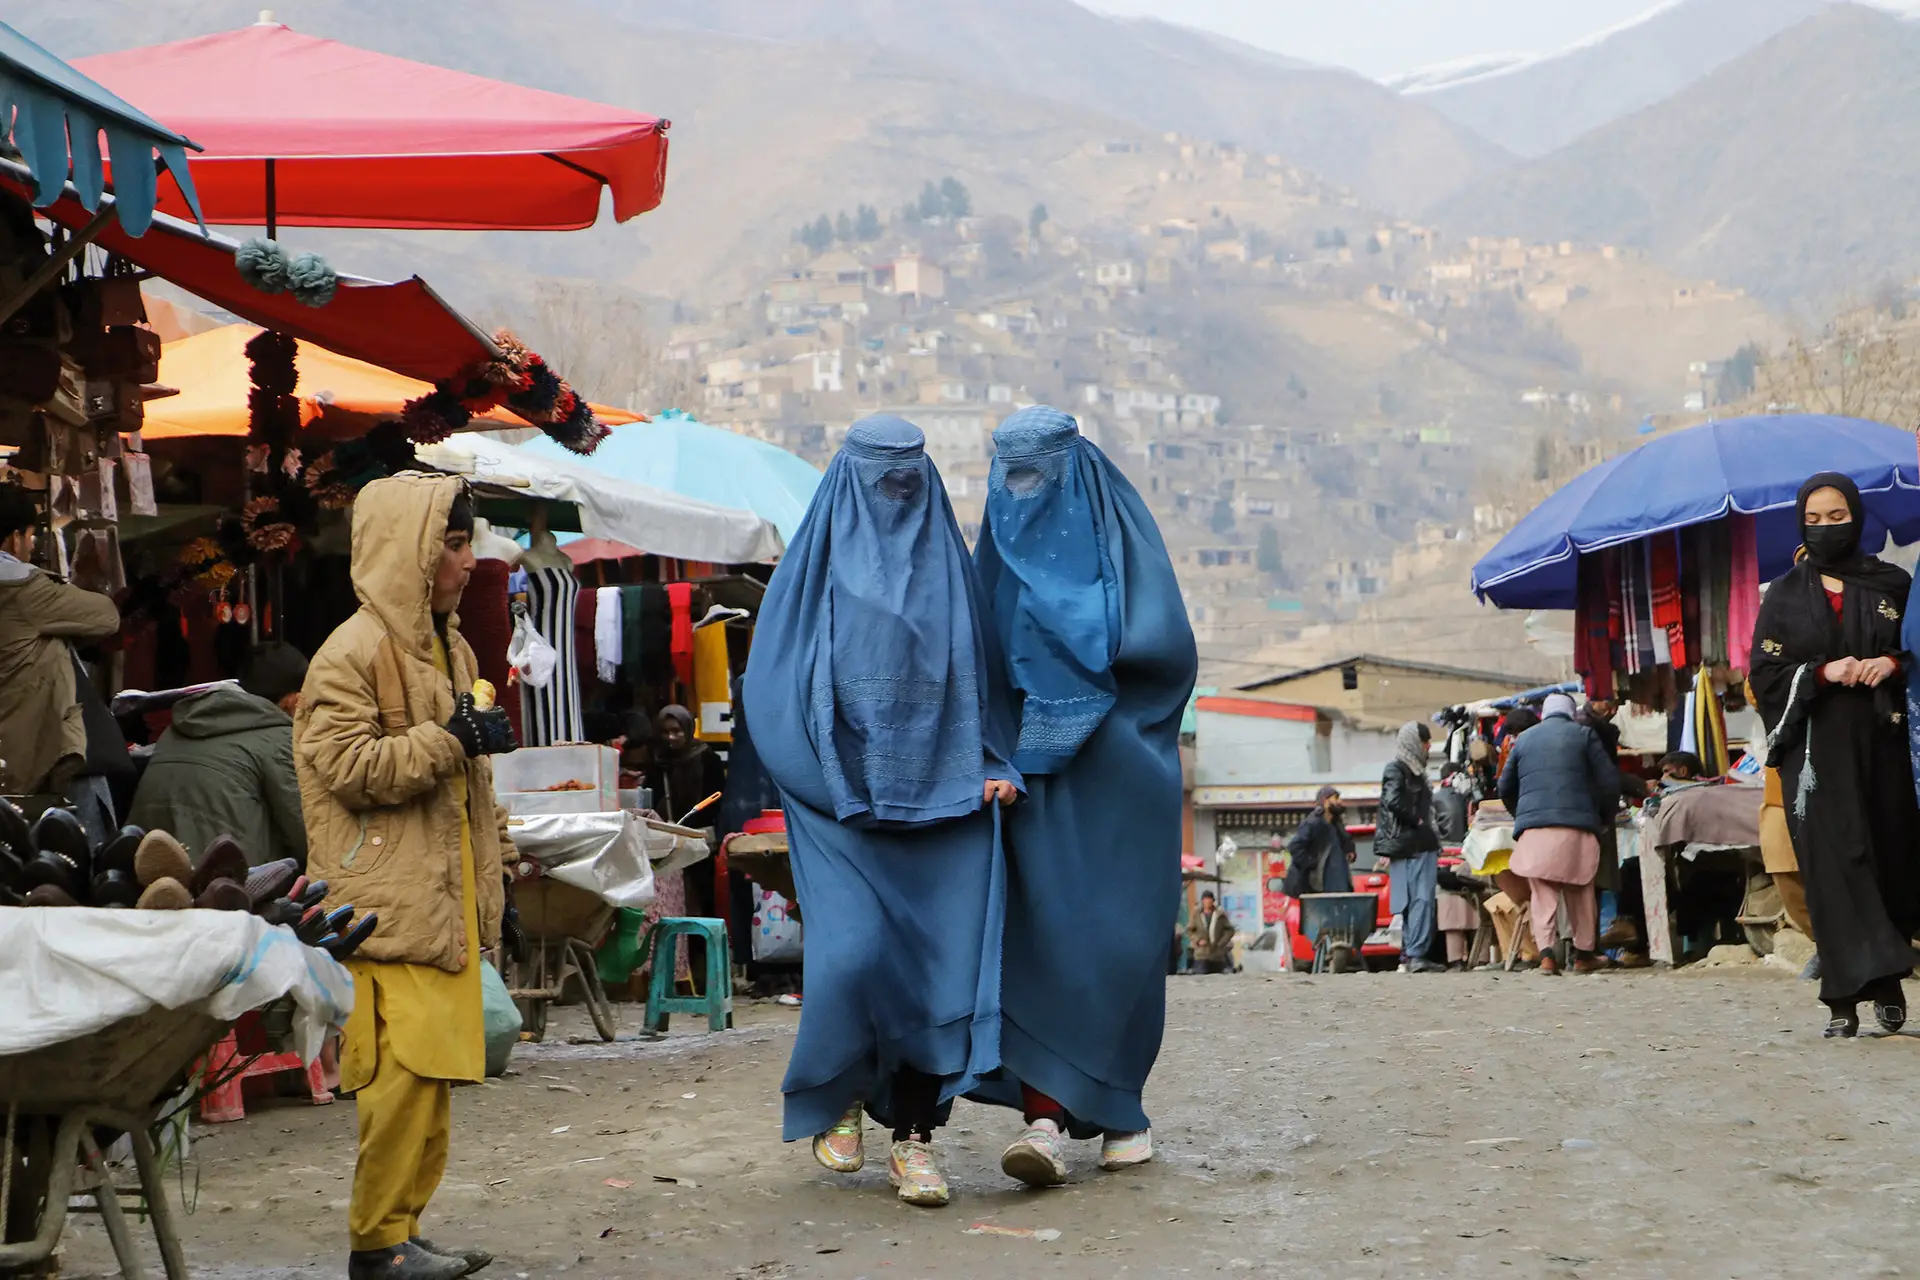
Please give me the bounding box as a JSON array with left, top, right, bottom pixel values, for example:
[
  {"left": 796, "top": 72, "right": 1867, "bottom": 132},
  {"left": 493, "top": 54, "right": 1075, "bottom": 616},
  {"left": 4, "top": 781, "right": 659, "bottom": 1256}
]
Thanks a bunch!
[
  {"left": 889, "top": 1139, "right": 950, "bottom": 1207},
  {"left": 1000, "top": 1118, "right": 1070, "bottom": 1187},
  {"left": 1100, "top": 1128, "right": 1153, "bottom": 1171}
]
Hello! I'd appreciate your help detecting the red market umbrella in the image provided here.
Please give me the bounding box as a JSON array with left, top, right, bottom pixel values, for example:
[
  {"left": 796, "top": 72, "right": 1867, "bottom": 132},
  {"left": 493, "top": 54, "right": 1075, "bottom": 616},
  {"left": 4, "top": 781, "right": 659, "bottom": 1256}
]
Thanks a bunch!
[
  {"left": 7, "top": 164, "right": 491, "bottom": 383},
  {"left": 73, "top": 20, "right": 669, "bottom": 232}
]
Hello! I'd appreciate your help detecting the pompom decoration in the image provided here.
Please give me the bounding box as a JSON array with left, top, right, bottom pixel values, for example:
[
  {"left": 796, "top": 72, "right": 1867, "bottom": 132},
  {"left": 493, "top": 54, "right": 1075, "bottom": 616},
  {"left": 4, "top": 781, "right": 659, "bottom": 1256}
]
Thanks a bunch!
[
  {"left": 244, "top": 329, "right": 300, "bottom": 452},
  {"left": 398, "top": 334, "right": 613, "bottom": 453},
  {"left": 235, "top": 238, "right": 292, "bottom": 295},
  {"left": 285, "top": 253, "right": 338, "bottom": 308},
  {"left": 400, "top": 389, "right": 472, "bottom": 445}
]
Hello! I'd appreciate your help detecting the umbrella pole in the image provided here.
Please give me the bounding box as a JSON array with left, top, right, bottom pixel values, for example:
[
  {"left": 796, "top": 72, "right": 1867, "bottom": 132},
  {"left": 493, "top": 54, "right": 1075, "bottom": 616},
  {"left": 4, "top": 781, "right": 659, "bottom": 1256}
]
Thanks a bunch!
[{"left": 264, "top": 159, "right": 277, "bottom": 241}]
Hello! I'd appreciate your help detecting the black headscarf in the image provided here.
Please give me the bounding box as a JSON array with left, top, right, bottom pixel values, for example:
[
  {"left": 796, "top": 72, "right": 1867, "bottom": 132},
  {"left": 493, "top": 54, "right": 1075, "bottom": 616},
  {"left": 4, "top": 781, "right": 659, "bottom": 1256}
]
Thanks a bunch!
[{"left": 1795, "top": 472, "right": 1909, "bottom": 595}]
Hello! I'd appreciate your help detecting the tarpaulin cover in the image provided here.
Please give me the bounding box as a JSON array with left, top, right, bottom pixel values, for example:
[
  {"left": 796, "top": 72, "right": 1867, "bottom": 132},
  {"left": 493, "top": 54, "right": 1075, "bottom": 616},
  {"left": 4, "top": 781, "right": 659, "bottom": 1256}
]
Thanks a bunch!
[
  {"left": 503, "top": 811, "right": 656, "bottom": 909},
  {"left": 5, "top": 165, "right": 493, "bottom": 384},
  {"left": 146, "top": 324, "right": 641, "bottom": 441},
  {"left": 0, "top": 18, "right": 201, "bottom": 235},
  {"left": 1472, "top": 416, "right": 1920, "bottom": 610},
  {"left": 416, "top": 434, "right": 786, "bottom": 565},
  {"left": 0, "top": 908, "right": 352, "bottom": 1064},
  {"left": 75, "top": 22, "right": 668, "bottom": 231},
  {"left": 525, "top": 409, "right": 823, "bottom": 543}
]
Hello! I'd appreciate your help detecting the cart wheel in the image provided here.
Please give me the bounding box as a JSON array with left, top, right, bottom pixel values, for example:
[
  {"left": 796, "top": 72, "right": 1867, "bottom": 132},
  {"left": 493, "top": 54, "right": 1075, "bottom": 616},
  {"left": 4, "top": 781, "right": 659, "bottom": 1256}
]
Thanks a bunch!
[
  {"left": 568, "top": 939, "right": 619, "bottom": 1042},
  {"left": 1742, "top": 921, "right": 1777, "bottom": 957},
  {"left": 1328, "top": 942, "right": 1355, "bottom": 974}
]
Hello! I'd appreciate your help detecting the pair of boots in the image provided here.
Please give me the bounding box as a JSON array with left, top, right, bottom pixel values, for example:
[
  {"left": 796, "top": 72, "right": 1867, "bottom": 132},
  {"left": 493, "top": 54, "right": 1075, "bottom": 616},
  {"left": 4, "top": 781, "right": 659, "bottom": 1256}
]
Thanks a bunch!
[{"left": 1824, "top": 977, "right": 1907, "bottom": 1038}]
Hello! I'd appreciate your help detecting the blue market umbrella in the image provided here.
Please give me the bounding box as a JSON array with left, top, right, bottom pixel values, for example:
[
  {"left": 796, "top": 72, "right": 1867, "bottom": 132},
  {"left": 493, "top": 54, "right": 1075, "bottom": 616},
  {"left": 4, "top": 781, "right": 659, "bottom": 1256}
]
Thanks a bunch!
[
  {"left": 522, "top": 408, "right": 822, "bottom": 545},
  {"left": 1472, "top": 415, "right": 1920, "bottom": 610}
]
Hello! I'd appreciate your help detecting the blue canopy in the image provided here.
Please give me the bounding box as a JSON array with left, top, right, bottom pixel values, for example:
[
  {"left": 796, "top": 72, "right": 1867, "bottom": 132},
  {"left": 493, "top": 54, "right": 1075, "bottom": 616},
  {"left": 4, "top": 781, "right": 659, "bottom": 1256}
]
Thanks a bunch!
[
  {"left": 522, "top": 408, "right": 822, "bottom": 544},
  {"left": 1472, "top": 415, "right": 1920, "bottom": 610},
  {"left": 0, "top": 20, "right": 202, "bottom": 235}
]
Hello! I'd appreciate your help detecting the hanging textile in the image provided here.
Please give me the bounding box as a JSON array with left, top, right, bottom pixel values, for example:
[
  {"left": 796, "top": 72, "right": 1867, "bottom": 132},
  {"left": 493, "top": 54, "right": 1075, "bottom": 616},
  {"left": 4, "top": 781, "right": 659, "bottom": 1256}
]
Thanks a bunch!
[
  {"left": 458, "top": 558, "right": 522, "bottom": 746},
  {"left": 1695, "top": 668, "right": 1729, "bottom": 776},
  {"left": 667, "top": 581, "right": 696, "bottom": 686},
  {"left": 1603, "top": 548, "right": 1626, "bottom": 678},
  {"left": 517, "top": 565, "right": 584, "bottom": 745},
  {"left": 1574, "top": 553, "right": 1614, "bottom": 700},
  {"left": 1679, "top": 525, "right": 1703, "bottom": 674},
  {"left": 594, "top": 585, "right": 623, "bottom": 684},
  {"left": 573, "top": 583, "right": 598, "bottom": 700},
  {"left": 1650, "top": 532, "right": 1686, "bottom": 669},
  {"left": 1699, "top": 520, "right": 1732, "bottom": 666},
  {"left": 1620, "top": 543, "right": 1656, "bottom": 674},
  {"left": 1678, "top": 671, "right": 1699, "bottom": 756},
  {"left": 1727, "top": 513, "right": 1760, "bottom": 672},
  {"left": 692, "top": 622, "right": 732, "bottom": 741}
]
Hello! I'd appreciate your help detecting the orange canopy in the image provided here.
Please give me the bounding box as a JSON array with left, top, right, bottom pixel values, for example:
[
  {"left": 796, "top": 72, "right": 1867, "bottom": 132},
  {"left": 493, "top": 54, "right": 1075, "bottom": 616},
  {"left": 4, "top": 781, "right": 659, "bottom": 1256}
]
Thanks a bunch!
[{"left": 145, "top": 325, "right": 642, "bottom": 441}]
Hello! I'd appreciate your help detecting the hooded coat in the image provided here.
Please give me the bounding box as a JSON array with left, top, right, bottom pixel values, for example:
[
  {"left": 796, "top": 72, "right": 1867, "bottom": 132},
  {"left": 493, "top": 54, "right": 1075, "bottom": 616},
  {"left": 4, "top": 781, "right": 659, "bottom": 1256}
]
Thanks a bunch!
[
  {"left": 128, "top": 686, "right": 307, "bottom": 867},
  {"left": 294, "top": 473, "right": 511, "bottom": 971},
  {"left": 0, "top": 554, "right": 121, "bottom": 794}
]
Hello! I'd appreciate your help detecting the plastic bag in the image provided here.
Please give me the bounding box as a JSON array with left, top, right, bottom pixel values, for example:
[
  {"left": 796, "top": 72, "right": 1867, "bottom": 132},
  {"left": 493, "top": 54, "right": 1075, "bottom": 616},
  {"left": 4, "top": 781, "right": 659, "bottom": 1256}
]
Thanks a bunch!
[
  {"left": 481, "top": 960, "right": 522, "bottom": 1077},
  {"left": 507, "top": 612, "right": 557, "bottom": 689},
  {"left": 752, "top": 885, "right": 804, "bottom": 963}
]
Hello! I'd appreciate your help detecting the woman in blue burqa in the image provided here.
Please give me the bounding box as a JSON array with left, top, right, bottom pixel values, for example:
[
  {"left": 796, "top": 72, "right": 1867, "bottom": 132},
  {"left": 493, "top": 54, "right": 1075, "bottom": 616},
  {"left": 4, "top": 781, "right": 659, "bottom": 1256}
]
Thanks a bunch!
[
  {"left": 742, "top": 414, "right": 1021, "bottom": 1208},
  {"left": 969, "top": 405, "right": 1198, "bottom": 1186}
]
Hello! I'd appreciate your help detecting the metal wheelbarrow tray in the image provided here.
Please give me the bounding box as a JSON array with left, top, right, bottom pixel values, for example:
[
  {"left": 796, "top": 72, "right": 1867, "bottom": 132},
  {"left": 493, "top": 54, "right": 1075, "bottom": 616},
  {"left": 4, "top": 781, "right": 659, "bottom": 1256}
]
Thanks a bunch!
[{"left": 1297, "top": 892, "right": 1382, "bottom": 974}]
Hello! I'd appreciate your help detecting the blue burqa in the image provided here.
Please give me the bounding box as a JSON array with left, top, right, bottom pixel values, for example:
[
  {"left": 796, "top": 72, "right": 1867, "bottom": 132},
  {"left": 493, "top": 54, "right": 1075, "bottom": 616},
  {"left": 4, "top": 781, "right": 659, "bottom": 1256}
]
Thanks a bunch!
[
  {"left": 971, "top": 406, "right": 1198, "bottom": 1136},
  {"left": 743, "top": 415, "right": 1021, "bottom": 1141}
]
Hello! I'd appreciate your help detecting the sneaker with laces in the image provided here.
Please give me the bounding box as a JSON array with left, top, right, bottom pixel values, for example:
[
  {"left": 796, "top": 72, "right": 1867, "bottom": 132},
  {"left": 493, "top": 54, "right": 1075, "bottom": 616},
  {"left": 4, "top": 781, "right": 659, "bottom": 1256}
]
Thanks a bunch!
[
  {"left": 888, "top": 1139, "right": 950, "bottom": 1207},
  {"left": 1099, "top": 1129, "right": 1153, "bottom": 1171},
  {"left": 812, "top": 1104, "right": 865, "bottom": 1173},
  {"left": 1000, "top": 1118, "right": 1070, "bottom": 1188}
]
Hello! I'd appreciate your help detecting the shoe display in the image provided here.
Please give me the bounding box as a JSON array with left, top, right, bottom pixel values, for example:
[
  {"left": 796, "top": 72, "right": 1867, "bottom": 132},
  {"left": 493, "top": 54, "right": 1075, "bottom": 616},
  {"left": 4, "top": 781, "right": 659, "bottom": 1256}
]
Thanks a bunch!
[
  {"left": 245, "top": 858, "right": 300, "bottom": 911},
  {"left": 0, "top": 797, "right": 31, "bottom": 862},
  {"left": 24, "top": 882, "right": 80, "bottom": 907},
  {"left": 347, "top": 1240, "right": 470, "bottom": 1280},
  {"left": 90, "top": 827, "right": 145, "bottom": 907},
  {"left": 195, "top": 879, "right": 252, "bottom": 912},
  {"left": 191, "top": 834, "right": 250, "bottom": 898},
  {"left": 1100, "top": 1129, "right": 1154, "bottom": 1171},
  {"left": 136, "top": 877, "right": 193, "bottom": 910},
  {"left": 888, "top": 1139, "right": 951, "bottom": 1207},
  {"left": 1000, "top": 1119, "right": 1069, "bottom": 1188},
  {"left": 812, "top": 1104, "right": 866, "bottom": 1173},
  {"left": 24, "top": 808, "right": 90, "bottom": 900},
  {"left": 133, "top": 830, "right": 192, "bottom": 889},
  {"left": 410, "top": 1237, "right": 493, "bottom": 1276}
]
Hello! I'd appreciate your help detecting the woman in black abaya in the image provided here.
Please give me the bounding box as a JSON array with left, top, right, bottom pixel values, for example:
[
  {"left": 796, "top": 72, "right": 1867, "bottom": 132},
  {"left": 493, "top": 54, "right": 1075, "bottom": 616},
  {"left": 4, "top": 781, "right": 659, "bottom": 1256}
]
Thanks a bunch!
[{"left": 1750, "top": 473, "right": 1920, "bottom": 1038}]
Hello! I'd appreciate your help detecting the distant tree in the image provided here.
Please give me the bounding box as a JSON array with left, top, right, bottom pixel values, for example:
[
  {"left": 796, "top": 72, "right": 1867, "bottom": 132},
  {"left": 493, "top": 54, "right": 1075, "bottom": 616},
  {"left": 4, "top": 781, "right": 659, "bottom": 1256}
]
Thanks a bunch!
[
  {"left": 809, "top": 214, "right": 833, "bottom": 252},
  {"left": 1286, "top": 373, "right": 1308, "bottom": 401},
  {"left": 1759, "top": 306, "right": 1920, "bottom": 429},
  {"left": 940, "top": 176, "right": 972, "bottom": 218},
  {"left": 1256, "top": 523, "right": 1282, "bottom": 575},
  {"left": 834, "top": 210, "right": 854, "bottom": 243},
  {"left": 855, "top": 204, "right": 883, "bottom": 241},
  {"left": 900, "top": 200, "right": 923, "bottom": 226},
  {"left": 1366, "top": 233, "right": 1383, "bottom": 255},
  {"left": 1532, "top": 435, "right": 1552, "bottom": 482},
  {"left": 918, "top": 181, "right": 945, "bottom": 220},
  {"left": 1331, "top": 228, "right": 1348, "bottom": 249},
  {"left": 1029, "top": 202, "right": 1049, "bottom": 239},
  {"left": 1209, "top": 499, "right": 1236, "bottom": 537},
  {"left": 1717, "top": 342, "right": 1762, "bottom": 404}
]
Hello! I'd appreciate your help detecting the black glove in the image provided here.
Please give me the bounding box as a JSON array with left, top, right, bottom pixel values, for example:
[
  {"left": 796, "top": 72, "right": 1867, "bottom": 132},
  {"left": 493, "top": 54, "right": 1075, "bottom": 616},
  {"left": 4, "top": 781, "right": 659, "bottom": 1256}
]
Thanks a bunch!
[{"left": 445, "top": 696, "right": 486, "bottom": 758}]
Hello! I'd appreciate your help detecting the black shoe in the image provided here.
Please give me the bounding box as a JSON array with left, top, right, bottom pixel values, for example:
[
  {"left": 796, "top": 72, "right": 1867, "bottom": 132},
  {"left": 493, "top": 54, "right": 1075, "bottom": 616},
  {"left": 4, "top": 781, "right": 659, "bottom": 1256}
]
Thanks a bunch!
[
  {"left": 1824, "top": 1004, "right": 1860, "bottom": 1039},
  {"left": 411, "top": 1237, "right": 492, "bottom": 1276},
  {"left": 348, "top": 1240, "right": 469, "bottom": 1280},
  {"left": 1870, "top": 978, "right": 1906, "bottom": 1034},
  {"left": 24, "top": 808, "right": 90, "bottom": 902},
  {"left": 1406, "top": 959, "right": 1448, "bottom": 974}
]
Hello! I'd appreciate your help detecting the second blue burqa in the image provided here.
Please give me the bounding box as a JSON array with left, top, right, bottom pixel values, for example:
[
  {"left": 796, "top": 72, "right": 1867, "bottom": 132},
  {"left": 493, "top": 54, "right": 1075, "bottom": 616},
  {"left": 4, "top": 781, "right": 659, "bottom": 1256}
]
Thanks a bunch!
[
  {"left": 973, "top": 406, "right": 1198, "bottom": 1136},
  {"left": 743, "top": 415, "right": 1021, "bottom": 1141}
]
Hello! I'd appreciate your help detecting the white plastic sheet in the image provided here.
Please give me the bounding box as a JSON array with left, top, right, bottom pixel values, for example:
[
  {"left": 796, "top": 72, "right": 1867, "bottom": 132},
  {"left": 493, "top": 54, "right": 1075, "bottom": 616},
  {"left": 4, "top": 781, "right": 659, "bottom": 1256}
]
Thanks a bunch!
[
  {"left": 0, "top": 908, "right": 352, "bottom": 1063},
  {"left": 506, "top": 811, "right": 656, "bottom": 908}
]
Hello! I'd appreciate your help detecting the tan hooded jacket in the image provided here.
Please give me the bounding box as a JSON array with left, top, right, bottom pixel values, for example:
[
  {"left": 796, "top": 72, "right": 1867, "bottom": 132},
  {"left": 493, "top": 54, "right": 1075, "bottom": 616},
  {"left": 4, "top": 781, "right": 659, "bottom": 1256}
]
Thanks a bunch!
[
  {"left": 0, "top": 555, "right": 121, "bottom": 793},
  {"left": 294, "top": 473, "right": 510, "bottom": 969}
]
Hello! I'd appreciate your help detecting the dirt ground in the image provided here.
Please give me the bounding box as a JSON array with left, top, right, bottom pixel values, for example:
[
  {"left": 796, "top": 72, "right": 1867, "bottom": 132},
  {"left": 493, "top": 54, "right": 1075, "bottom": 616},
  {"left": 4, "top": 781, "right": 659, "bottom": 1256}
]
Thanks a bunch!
[{"left": 55, "top": 965, "right": 1920, "bottom": 1279}]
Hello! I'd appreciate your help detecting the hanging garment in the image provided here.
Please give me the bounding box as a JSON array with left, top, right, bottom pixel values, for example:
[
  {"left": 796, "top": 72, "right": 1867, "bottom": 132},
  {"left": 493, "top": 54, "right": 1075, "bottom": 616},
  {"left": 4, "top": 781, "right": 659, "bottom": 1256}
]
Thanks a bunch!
[
  {"left": 1604, "top": 547, "right": 1626, "bottom": 679},
  {"left": 1695, "top": 666, "right": 1729, "bottom": 777},
  {"left": 1700, "top": 519, "right": 1733, "bottom": 666},
  {"left": 742, "top": 414, "right": 1019, "bottom": 1142},
  {"left": 1727, "top": 514, "right": 1761, "bottom": 672},
  {"left": 1574, "top": 553, "right": 1614, "bottom": 700},
  {"left": 594, "top": 586, "right": 623, "bottom": 684},
  {"left": 692, "top": 621, "right": 732, "bottom": 741},
  {"left": 966, "top": 406, "right": 1199, "bottom": 1139},
  {"left": 572, "top": 584, "right": 598, "bottom": 702},
  {"left": 1651, "top": 532, "right": 1686, "bottom": 669},
  {"left": 1621, "top": 544, "right": 1654, "bottom": 674},
  {"left": 515, "top": 565, "right": 583, "bottom": 746},
  {"left": 667, "top": 582, "right": 695, "bottom": 686},
  {"left": 1680, "top": 525, "right": 1704, "bottom": 674},
  {"left": 1678, "top": 668, "right": 1699, "bottom": 756}
]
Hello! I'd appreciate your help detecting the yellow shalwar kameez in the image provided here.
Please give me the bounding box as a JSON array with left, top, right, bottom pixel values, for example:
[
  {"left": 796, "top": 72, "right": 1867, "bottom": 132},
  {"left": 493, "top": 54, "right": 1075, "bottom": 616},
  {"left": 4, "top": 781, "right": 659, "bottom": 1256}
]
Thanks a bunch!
[{"left": 342, "top": 637, "right": 485, "bottom": 1251}]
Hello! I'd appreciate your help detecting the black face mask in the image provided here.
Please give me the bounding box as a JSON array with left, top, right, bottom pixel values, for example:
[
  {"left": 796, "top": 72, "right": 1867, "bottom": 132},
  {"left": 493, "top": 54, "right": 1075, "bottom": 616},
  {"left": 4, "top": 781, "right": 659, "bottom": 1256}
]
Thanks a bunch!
[{"left": 1802, "top": 522, "right": 1859, "bottom": 568}]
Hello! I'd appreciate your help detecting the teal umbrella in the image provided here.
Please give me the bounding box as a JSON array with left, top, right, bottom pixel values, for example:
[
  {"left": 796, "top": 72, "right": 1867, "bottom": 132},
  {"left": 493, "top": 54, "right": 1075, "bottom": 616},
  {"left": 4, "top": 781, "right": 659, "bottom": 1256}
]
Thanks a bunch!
[{"left": 522, "top": 409, "right": 822, "bottom": 544}]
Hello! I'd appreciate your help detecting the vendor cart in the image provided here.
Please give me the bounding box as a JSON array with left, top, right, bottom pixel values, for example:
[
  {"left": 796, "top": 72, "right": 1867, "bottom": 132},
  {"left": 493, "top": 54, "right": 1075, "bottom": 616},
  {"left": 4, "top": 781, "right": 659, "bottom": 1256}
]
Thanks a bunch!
[
  {"left": 0, "top": 910, "right": 349, "bottom": 1278},
  {"left": 1295, "top": 893, "right": 1380, "bottom": 974}
]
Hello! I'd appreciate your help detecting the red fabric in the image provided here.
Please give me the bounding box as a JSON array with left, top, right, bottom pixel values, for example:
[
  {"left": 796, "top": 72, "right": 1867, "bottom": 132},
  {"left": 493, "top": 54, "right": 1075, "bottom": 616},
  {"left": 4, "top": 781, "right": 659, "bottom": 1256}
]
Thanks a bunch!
[
  {"left": 1727, "top": 514, "right": 1761, "bottom": 670},
  {"left": 76, "top": 24, "right": 669, "bottom": 231},
  {"left": 1021, "top": 1085, "right": 1066, "bottom": 1125},
  {"left": 458, "top": 559, "right": 521, "bottom": 744},
  {"left": 12, "top": 179, "right": 489, "bottom": 384},
  {"left": 667, "top": 581, "right": 694, "bottom": 686},
  {"left": 573, "top": 585, "right": 599, "bottom": 703},
  {"left": 1574, "top": 553, "right": 1614, "bottom": 701},
  {"left": 1828, "top": 588, "right": 1845, "bottom": 616},
  {"left": 1650, "top": 533, "right": 1685, "bottom": 668}
]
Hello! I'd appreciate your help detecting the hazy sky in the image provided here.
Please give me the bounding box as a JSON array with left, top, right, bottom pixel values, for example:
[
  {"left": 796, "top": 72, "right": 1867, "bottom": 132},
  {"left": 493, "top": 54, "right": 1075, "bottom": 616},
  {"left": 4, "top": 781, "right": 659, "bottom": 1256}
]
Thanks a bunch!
[{"left": 1081, "top": 0, "right": 1690, "bottom": 79}]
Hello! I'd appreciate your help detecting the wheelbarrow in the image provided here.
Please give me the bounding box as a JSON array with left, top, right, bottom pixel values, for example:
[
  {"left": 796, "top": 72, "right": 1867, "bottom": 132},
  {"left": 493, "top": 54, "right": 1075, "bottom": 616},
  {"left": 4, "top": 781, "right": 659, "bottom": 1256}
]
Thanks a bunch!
[
  {"left": 0, "top": 1004, "right": 229, "bottom": 1278},
  {"left": 506, "top": 860, "right": 618, "bottom": 1043},
  {"left": 1297, "top": 892, "right": 1381, "bottom": 974}
]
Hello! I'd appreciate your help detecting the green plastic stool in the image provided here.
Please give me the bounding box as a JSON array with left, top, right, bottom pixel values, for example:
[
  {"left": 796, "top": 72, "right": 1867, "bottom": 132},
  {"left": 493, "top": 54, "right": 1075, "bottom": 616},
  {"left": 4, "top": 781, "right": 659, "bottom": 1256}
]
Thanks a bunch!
[{"left": 644, "top": 917, "right": 735, "bottom": 1033}]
